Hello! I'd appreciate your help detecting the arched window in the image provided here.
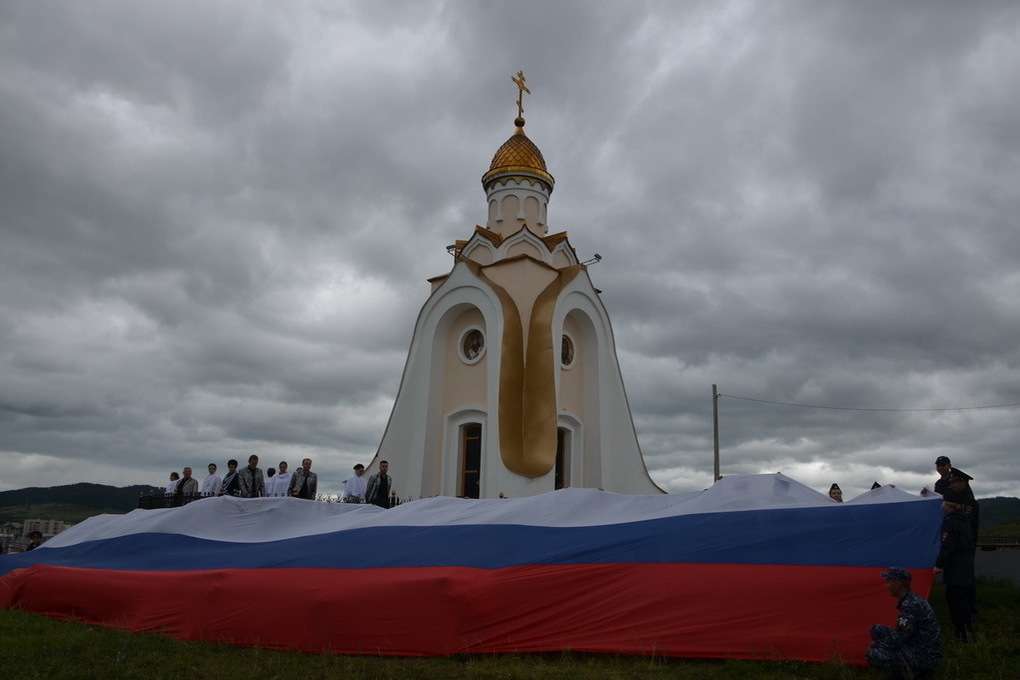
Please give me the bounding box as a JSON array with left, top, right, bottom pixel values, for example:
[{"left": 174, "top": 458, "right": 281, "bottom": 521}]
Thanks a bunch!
[
  {"left": 555, "top": 427, "right": 569, "bottom": 490},
  {"left": 561, "top": 334, "right": 575, "bottom": 368},
  {"left": 460, "top": 423, "right": 482, "bottom": 498}
]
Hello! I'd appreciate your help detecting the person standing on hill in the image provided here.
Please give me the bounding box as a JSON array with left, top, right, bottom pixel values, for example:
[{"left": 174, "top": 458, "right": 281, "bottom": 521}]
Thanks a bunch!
[
  {"left": 934, "top": 457, "right": 980, "bottom": 618},
  {"left": 165, "top": 471, "right": 180, "bottom": 495},
  {"left": 934, "top": 456, "right": 974, "bottom": 501},
  {"left": 365, "top": 460, "right": 393, "bottom": 508},
  {"left": 946, "top": 474, "right": 980, "bottom": 538},
  {"left": 177, "top": 467, "right": 199, "bottom": 494},
  {"left": 172, "top": 467, "right": 198, "bottom": 506},
  {"left": 289, "top": 458, "right": 318, "bottom": 500},
  {"left": 342, "top": 464, "right": 367, "bottom": 503},
  {"left": 201, "top": 463, "right": 222, "bottom": 496},
  {"left": 268, "top": 460, "right": 292, "bottom": 497},
  {"left": 221, "top": 459, "right": 240, "bottom": 496},
  {"left": 237, "top": 454, "right": 265, "bottom": 498},
  {"left": 935, "top": 489, "right": 976, "bottom": 642}
]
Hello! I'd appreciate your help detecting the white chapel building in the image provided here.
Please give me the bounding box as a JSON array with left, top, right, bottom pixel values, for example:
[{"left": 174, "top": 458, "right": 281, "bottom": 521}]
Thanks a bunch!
[{"left": 369, "top": 81, "right": 663, "bottom": 499}]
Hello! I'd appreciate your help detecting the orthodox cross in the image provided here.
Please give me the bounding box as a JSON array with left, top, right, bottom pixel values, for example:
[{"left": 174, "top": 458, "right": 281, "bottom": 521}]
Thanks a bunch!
[{"left": 511, "top": 70, "right": 530, "bottom": 118}]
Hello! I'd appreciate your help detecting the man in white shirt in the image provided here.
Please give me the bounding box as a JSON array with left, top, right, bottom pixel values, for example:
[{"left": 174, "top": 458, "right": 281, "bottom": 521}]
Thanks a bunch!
[
  {"left": 165, "top": 472, "right": 180, "bottom": 495},
  {"left": 201, "top": 463, "right": 222, "bottom": 497},
  {"left": 342, "top": 464, "right": 367, "bottom": 503},
  {"left": 267, "top": 460, "right": 292, "bottom": 497}
]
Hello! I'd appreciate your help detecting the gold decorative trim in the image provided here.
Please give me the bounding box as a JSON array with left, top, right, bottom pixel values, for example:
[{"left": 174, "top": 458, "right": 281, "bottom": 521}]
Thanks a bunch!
[
  {"left": 481, "top": 166, "right": 555, "bottom": 189},
  {"left": 473, "top": 225, "right": 505, "bottom": 247},
  {"left": 541, "top": 232, "right": 570, "bottom": 249}
]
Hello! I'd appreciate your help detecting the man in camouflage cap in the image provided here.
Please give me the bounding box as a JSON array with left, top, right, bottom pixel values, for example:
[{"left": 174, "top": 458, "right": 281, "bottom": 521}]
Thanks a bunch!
[{"left": 865, "top": 567, "right": 942, "bottom": 679}]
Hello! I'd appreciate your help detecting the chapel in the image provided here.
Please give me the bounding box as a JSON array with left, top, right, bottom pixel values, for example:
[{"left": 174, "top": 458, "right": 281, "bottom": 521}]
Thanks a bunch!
[{"left": 369, "top": 74, "right": 662, "bottom": 499}]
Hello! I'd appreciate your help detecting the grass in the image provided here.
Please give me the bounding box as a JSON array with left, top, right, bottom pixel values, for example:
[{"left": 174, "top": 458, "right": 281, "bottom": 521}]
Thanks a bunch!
[{"left": 1, "top": 582, "right": 1017, "bottom": 680}]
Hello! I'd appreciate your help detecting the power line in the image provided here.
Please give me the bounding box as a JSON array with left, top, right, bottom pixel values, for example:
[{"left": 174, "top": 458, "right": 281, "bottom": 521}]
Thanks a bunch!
[{"left": 718, "top": 393, "right": 1020, "bottom": 413}]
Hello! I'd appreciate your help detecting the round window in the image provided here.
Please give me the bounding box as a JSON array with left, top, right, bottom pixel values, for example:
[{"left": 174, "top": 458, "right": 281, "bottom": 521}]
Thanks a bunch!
[{"left": 460, "top": 328, "right": 485, "bottom": 364}]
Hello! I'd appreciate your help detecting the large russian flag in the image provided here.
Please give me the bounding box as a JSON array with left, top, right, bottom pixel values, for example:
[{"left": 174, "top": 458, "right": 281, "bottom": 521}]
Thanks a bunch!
[{"left": 0, "top": 474, "right": 942, "bottom": 662}]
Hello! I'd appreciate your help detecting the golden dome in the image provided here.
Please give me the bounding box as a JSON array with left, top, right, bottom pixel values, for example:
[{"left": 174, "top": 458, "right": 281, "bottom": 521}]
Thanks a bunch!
[{"left": 482, "top": 117, "right": 554, "bottom": 192}]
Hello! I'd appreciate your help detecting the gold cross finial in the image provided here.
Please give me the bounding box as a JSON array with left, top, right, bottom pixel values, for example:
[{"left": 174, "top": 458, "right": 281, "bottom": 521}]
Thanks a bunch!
[{"left": 511, "top": 70, "right": 530, "bottom": 119}]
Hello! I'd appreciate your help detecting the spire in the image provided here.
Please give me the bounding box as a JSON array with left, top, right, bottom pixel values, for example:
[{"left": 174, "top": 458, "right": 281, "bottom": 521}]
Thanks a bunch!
[{"left": 482, "top": 72, "right": 554, "bottom": 235}]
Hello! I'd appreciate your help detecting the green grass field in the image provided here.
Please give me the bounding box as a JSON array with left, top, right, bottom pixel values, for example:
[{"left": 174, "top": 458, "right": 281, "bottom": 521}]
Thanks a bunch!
[{"left": 1, "top": 582, "right": 1017, "bottom": 679}]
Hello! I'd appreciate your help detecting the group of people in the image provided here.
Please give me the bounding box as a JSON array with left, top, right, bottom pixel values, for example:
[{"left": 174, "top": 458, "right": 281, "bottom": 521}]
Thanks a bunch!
[
  {"left": 865, "top": 455, "right": 981, "bottom": 679},
  {"left": 164, "top": 455, "right": 319, "bottom": 500},
  {"left": 163, "top": 456, "right": 395, "bottom": 508},
  {"left": 340, "top": 460, "right": 393, "bottom": 508},
  {"left": 826, "top": 481, "right": 899, "bottom": 502}
]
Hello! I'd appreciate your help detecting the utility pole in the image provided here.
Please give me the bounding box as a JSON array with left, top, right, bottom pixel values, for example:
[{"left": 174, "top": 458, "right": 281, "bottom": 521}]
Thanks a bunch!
[{"left": 712, "top": 384, "right": 720, "bottom": 482}]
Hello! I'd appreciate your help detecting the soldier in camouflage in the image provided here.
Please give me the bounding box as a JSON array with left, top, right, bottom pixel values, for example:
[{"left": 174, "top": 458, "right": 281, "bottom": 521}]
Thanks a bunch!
[{"left": 865, "top": 567, "right": 942, "bottom": 679}]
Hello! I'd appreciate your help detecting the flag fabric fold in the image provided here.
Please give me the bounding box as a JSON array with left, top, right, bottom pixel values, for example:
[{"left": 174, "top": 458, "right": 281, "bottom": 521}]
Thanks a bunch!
[{"left": 0, "top": 474, "right": 942, "bottom": 662}]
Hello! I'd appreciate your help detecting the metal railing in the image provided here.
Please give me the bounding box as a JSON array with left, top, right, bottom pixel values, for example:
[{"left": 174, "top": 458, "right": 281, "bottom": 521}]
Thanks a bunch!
[
  {"left": 978, "top": 537, "right": 1020, "bottom": 551},
  {"left": 138, "top": 491, "right": 405, "bottom": 510}
]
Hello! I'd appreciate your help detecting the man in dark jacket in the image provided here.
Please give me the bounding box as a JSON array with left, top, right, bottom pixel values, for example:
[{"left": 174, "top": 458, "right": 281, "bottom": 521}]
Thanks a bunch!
[
  {"left": 934, "top": 459, "right": 980, "bottom": 618},
  {"left": 25, "top": 530, "right": 44, "bottom": 551},
  {"left": 865, "top": 567, "right": 942, "bottom": 679},
  {"left": 936, "top": 489, "right": 976, "bottom": 641},
  {"left": 237, "top": 454, "right": 265, "bottom": 498},
  {"left": 934, "top": 458, "right": 978, "bottom": 530},
  {"left": 289, "top": 458, "right": 318, "bottom": 500},
  {"left": 365, "top": 460, "right": 393, "bottom": 508},
  {"left": 172, "top": 467, "right": 199, "bottom": 506}
]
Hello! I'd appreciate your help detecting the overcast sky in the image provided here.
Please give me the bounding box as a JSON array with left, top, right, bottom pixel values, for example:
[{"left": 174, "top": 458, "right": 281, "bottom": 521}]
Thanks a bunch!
[{"left": 2, "top": 1, "right": 1019, "bottom": 500}]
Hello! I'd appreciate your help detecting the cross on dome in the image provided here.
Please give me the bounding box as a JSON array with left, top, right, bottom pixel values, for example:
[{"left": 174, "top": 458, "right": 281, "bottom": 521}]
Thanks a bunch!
[{"left": 511, "top": 70, "right": 530, "bottom": 119}]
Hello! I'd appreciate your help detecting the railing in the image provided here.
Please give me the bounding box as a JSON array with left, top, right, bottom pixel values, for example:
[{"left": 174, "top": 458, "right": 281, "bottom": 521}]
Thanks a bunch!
[
  {"left": 138, "top": 491, "right": 405, "bottom": 510},
  {"left": 978, "top": 537, "right": 1020, "bottom": 551}
]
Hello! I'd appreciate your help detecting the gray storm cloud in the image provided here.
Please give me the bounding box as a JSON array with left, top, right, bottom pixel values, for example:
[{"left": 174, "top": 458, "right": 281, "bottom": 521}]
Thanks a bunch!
[{"left": 1, "top": 1, "right": 1018, "bottom": 500}]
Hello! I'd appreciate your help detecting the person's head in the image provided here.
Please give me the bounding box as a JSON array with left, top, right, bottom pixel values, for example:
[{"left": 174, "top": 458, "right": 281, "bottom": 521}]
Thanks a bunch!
[
  {"left": 880, "top": 567, "right": 912, "bottom": 598},
  {"left": 380, "top": 460, "right": 389, "bottom": 474},
  {"left": 354, "top": 463, "right": 365, "bottom": 477},
  {"left": 267, "top": 467, "right": 276, "bottom": 478},
  {"left": 248, "top": 454, "right": 259, "bottom": 468},
  {"left": 170, "top": 472, "right": 180, "bottom": 481},
  {"left": 935, "top": 456, "right": 952, "bottom": 478},
  {"left": 28, "top": 530, "right": 43, "bottom": 546},
  {"left": 208, "top": 463, "right": 217, "bottom": 474},
  {"left": 227, "top": 459, "right": 238, "bottom": 471},
  {"left": 301, "top": 458, "right": 312, "bottom": 471},
  {"left": 278, "top": 461, "right": 288, "bottom": 473},
  {"left": 828, "top": 484, "right": 843, "bottom": 502},
  {"left": 182, "top": 467, "right": 192, "bottom": 479}
]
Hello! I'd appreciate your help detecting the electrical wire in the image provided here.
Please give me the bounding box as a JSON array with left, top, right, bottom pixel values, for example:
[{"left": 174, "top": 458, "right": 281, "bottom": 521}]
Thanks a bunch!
[{"left": 718, "top": 394, "right": 1020, "bottom": 413}]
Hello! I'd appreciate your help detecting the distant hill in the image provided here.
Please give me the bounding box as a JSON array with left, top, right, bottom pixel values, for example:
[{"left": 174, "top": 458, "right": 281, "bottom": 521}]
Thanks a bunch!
[
  {"left": 0, "top": 483, "right": 160, "bottom": 524},
  {"left": 978, "top": 497, "right": 1020, "bottom": 535},
  {"left": 982, "top": 520, "right": 1020, "bottom": 540}
]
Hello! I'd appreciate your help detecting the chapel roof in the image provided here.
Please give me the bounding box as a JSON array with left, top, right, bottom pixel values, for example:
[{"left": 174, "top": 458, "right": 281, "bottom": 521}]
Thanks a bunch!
[{"left": 481, "top": 116, "right": 555, "bottom": 192}]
